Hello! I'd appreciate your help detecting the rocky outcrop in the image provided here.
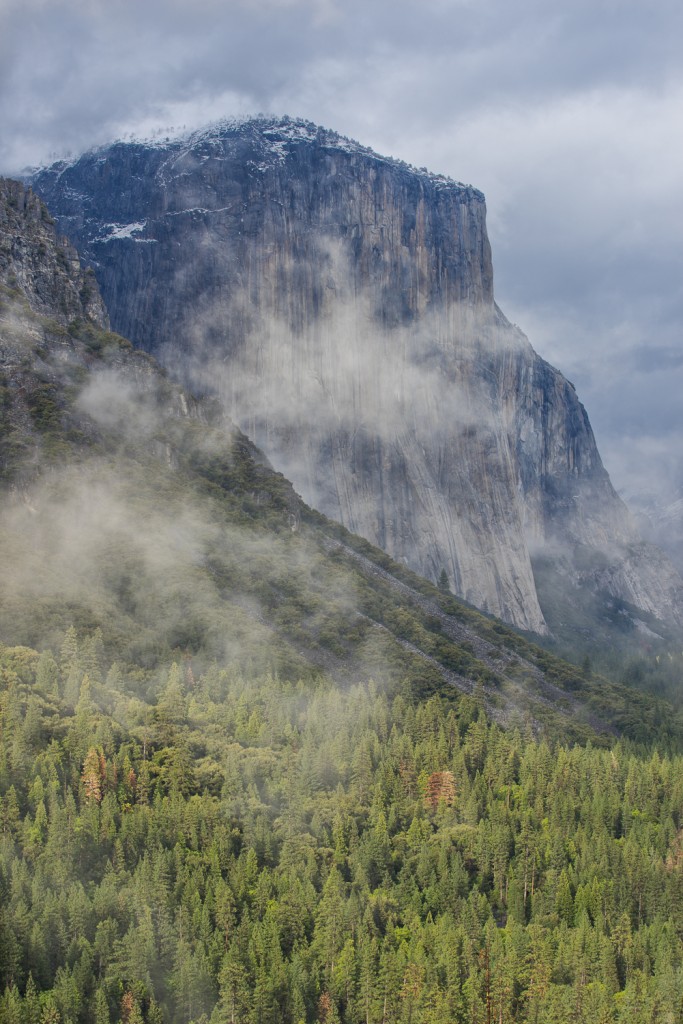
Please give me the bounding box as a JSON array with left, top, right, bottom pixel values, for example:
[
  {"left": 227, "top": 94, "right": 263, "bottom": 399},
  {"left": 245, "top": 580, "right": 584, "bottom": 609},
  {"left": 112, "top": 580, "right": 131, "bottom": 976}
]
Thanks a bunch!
[
  {"left": 0, "top": 177, "right": 109, "bottom": 329},
  {"left": 29, "top": 117, "right": 683, "bottom": 633}
]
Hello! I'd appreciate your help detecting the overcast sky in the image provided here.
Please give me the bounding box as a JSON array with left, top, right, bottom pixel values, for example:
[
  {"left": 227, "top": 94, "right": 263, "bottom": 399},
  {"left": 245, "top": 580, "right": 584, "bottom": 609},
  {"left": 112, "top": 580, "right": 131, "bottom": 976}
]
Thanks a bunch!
[{"left": 1, "top": 0, "right": 682, "bottom": 503}]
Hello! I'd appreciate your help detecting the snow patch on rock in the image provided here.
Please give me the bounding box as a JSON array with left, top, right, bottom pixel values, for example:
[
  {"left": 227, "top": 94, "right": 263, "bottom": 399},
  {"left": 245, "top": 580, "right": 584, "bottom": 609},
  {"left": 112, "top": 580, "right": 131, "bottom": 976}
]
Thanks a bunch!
[{"left": 98, "top": 222, "right": 153, "bottom": 243}]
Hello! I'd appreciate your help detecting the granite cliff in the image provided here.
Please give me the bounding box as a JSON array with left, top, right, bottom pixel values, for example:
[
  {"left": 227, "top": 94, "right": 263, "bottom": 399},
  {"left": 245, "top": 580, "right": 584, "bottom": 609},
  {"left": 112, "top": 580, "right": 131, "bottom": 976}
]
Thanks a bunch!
[{"left": 29, "top": 117, "right": 683, "bottom": 634}]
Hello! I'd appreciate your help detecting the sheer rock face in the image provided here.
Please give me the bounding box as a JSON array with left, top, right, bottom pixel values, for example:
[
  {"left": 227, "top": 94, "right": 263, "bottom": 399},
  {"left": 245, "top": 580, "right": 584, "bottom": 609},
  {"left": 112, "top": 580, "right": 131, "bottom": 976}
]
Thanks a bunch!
[{"left": 29, "top": 118, "right": 683, "bottom": 632}]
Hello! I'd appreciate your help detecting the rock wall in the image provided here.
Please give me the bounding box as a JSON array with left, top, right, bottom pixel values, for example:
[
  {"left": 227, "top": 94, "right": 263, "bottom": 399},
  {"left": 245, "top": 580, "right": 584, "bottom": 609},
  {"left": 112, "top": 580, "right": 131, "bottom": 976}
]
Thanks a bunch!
[{"left": 30, "top": 118, "right": 683, "bottom": 633}]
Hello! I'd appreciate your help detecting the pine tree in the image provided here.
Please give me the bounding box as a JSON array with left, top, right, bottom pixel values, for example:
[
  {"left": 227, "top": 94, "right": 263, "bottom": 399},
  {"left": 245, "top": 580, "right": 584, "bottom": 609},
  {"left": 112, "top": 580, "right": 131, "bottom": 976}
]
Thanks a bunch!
[
  {"left": 81, "top": 746, "right": 105, "bottom": 805},
  {"left": 424, "top": 770, "right": 456, "bottom": 811},
  {"left": 35, "top": 650, "right": 59, "bottom": 695},
  {"left": 313, "top": 868, "right": 347, "bottom": 978}
]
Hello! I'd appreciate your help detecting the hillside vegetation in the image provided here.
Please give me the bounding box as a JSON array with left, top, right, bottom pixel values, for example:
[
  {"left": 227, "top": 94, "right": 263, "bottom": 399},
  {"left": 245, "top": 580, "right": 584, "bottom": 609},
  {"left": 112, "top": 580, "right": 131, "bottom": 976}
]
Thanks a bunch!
[{"left": 1, "top": 641, "right": 683, "bottom": 1024}]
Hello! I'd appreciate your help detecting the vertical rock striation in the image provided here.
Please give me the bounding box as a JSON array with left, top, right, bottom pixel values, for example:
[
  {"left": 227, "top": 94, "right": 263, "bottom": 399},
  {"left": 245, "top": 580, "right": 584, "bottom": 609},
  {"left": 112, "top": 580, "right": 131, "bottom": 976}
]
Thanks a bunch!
[{"left": 29, "top": 117, "right": 683, "bottom": 633}]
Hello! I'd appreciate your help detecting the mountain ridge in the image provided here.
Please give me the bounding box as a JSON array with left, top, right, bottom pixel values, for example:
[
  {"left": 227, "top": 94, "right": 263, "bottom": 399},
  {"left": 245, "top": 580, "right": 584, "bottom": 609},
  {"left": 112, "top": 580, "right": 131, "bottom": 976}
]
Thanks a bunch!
[{"left": 33, "top": 115, "right": 482, "bottom": 198}]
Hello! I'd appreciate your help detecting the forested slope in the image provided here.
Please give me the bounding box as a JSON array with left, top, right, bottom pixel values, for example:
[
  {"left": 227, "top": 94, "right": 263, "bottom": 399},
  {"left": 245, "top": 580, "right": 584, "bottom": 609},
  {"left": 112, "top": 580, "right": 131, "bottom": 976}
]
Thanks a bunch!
[{"left": 1, "top": 647, "right": 682, "bottom": 1024}]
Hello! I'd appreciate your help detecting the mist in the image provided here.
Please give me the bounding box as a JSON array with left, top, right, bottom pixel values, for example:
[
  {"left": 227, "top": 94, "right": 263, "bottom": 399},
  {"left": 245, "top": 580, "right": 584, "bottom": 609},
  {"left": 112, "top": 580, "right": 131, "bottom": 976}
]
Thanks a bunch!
[
  {"left": 131, "top": 203, "right": 648, "bottom": 635},
  {"left": 0, "top": 290, "right": 368, "bottom": 684}
]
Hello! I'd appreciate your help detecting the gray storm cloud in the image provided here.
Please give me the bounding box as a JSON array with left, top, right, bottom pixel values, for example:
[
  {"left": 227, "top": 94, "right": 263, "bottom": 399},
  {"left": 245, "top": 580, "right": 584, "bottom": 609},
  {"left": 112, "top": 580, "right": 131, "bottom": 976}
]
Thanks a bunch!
[{"left": 1, "top": 0, "right": 682, "bottom": 512}]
